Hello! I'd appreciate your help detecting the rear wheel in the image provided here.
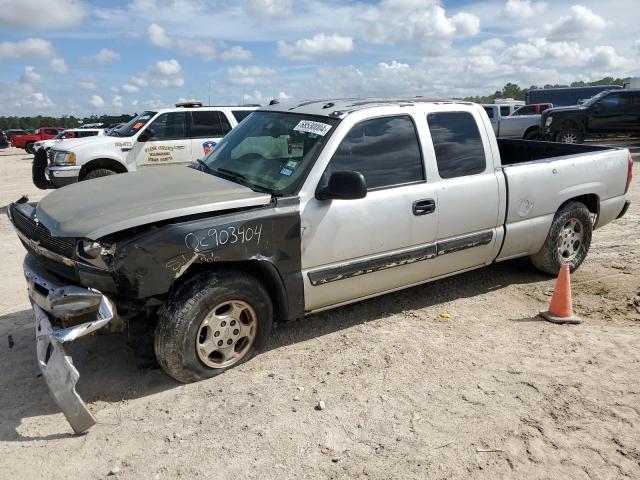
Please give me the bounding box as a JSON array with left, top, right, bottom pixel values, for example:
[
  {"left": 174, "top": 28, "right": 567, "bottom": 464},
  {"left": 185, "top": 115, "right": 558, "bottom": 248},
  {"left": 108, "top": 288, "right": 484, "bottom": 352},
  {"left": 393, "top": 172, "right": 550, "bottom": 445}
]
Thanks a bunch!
[
  {"left": 155, "top": 271, "right": 273, "bottom": 383},
  {"left": 523, "top": 129, "right": 542, "bottom": 140},
  {"left": 81, "top": 168, "right": 117, "bottom": 180},
  {"left": 530, "top": 201, "right": 592, "bottom": 275},
  {"left": 555, "top": 128, "right": 584, "bottom": 144}
]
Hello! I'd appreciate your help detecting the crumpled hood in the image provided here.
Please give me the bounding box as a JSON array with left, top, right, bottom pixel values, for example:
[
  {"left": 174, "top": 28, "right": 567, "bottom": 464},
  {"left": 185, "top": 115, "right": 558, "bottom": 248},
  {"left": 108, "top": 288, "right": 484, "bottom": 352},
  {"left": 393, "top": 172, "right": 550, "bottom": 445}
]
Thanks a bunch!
[{"left": 36, "top": 166, "right": 272, "bottom": 239}]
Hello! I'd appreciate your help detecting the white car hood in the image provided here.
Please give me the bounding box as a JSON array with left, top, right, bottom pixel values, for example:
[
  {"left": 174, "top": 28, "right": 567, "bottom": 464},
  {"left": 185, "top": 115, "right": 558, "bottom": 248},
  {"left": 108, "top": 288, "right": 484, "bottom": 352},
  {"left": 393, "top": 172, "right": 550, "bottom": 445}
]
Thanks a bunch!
[{"left": 52, "top": 135, "right": 130, "bottom": 152}]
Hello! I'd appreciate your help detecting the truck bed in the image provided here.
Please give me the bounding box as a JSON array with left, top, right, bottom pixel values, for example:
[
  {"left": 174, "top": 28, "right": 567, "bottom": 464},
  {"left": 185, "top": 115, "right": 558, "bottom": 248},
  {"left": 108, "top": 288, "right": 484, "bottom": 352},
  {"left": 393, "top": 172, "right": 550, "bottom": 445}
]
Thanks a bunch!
[{"left": 497, "top": 139, "right": 611, "bottom": 165}]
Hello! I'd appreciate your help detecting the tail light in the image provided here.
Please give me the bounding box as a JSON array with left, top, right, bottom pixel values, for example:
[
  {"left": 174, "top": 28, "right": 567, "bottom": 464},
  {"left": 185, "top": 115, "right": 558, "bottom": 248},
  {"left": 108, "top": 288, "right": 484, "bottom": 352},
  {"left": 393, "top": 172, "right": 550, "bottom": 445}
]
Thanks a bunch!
[{"left": 624, "top": 153, "right": 633, "bottom": 194}]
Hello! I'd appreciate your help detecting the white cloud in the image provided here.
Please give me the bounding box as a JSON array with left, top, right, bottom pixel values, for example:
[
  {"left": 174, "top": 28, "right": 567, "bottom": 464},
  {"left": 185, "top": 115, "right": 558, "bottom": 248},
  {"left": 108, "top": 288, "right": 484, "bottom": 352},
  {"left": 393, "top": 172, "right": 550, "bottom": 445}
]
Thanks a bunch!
[
  {"left": 112, "top": 95, "right": 124, "bottom": 108},
  {"left": 21, "top": 66, "right": 42, "bottom": 84},
  {"left": 220, "top": 46, "right": 253, "bottom": 61},
  {"left": 634, "top": 39, "right": 640, "bottom": 54},
  {"left": 244, "top": 0, "right": 293, "bottom": 17},
  {"left": 503, "top": 0, "right": 546, "bottom": 19},
  {"left": 146, "top": 22, "right": 216, "bottom": 60},
  {"left": 23, "top": 92, "right": 54, "bottom": 108},
  {"left": 544, "top": 5, "right": 608, "bottom": 41},
  {"left": 0, "top": 38, "right": 54, "bottom": 59},
  {"left": 131, "top": 59, "right": 185, "bottom": 88},
  {"left": 359, "top": 1, "right": 480, "bottom": 46},
  {"left": 277, "top": 33, "right": 353, "bottom": 60},
  {"left": 242, "top": 90, "right": 263, "bottom": 103},
  {"left": 90, "top": 95, "right": 105, "bottom": 108},
  {"left": 78, "top": 78, "right": 97, "bottom": 90},
  {"left": 277, "top": 91, "right": 290, "bottom": 100},
  {"left": 50, "top": 57, "right": 68, "bottom": 73},
  {"left": 468, "top": 38, "right": 506, "bottom": 56},
  {"left": 501, "top": 38, "right": 628, "bottom": 70},
  {"left": 228, "top": 65, "right": 277, "bottom": 85},
  {"left": 121, "top": 84, "right": 140, "bottom": 94},
  {"left": 94, "top": 48, "right": 120, "bottom": 63},
  {"left": 0, "top": 0, "right": 88, "bottom": 29},
  {"left": 148, "top": 23, "right": 172, "bottom": 48}
]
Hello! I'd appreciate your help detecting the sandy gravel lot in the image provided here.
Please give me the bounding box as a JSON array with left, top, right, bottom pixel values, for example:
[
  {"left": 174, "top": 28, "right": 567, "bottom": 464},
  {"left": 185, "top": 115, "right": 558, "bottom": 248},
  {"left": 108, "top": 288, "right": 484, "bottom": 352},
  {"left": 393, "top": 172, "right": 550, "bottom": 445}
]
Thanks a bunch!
[{"left": 0, "top": 146, "right": 638, "bottom": 479}]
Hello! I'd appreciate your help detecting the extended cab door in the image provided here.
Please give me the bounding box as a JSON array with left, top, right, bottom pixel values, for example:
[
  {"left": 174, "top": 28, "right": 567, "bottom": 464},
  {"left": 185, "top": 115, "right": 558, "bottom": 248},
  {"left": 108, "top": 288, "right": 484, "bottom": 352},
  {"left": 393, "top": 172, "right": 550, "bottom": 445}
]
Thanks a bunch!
[
  {"left": 300, "top": 113, "right": 439, "bottom": 312},
  {"left": 189, "top": 110, "right": 234, "bottom": 159},
  {"left": 131, "top": 111, "right": 192, "bottom": 167},
  {"left": 422, "top": 108, "right": 504, "bottom": 278}
]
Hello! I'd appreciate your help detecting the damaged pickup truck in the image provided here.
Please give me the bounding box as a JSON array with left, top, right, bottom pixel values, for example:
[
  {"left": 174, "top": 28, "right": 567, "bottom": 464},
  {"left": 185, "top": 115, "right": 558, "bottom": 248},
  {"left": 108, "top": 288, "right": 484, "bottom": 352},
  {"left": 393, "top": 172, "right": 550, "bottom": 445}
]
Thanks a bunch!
[{"left": 9, "top": 98, "right": 632, "bottom": 433}]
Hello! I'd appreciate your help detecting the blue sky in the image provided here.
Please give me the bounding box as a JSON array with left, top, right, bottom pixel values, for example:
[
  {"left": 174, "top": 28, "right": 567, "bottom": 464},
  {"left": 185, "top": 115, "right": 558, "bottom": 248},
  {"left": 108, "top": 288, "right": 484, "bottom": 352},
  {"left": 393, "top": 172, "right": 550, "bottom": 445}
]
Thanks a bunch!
[{"left": 0, "top": 0, "right": 639, "bottom": 115}]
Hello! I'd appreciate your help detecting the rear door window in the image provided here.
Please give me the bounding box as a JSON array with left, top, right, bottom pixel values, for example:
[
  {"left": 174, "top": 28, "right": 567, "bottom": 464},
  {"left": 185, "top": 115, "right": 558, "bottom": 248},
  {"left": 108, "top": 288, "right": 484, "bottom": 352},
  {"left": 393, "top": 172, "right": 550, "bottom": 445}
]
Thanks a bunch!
[
  {"left": 191, "top": 110, "right": 231, "bottom": 138},
  {"left": 427, "top": 111, "right": 487, "bottom": 179},
  {"left": 500, "top": 106, "right": 511, "bottom": 116},
  {"left": 326, "top": 115, "right": 424, "bottom": 190},
  {"left": 483, "top": 107, "right": 494, "bottom": 119},
  {"left": 44, "top": 129, "right": 59, "bottom": 135},
  {"left": 232, "top": 110, "right": 254, "bottom": 123}
]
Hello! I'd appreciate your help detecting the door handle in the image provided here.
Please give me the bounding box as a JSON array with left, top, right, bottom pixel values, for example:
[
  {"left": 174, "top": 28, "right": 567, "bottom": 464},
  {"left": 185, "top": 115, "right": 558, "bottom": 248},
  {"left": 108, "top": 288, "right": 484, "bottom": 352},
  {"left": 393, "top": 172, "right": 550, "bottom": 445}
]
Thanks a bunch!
[{"left": 413, "top": 198, "right": 436, "bottom": 216}]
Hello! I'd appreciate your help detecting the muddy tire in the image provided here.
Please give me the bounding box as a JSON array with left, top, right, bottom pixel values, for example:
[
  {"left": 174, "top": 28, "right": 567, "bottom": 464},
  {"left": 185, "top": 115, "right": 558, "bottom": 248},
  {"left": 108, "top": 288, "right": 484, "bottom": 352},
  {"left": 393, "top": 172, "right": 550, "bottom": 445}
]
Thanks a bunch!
[
  {"left": 81, "top": 168, "right": 117, "bottom": 180},
  {"left": 25, "top": 142, "right": 35, "bottom": 154},
  {"left": 530, "top": 201, "right": 592, "bottom": 275},
  {"left": 155, "top": 270, "right": 273, "bottom": 383},
  {"left": 555, "top": 128, "right": 584, "bottom": 144}
]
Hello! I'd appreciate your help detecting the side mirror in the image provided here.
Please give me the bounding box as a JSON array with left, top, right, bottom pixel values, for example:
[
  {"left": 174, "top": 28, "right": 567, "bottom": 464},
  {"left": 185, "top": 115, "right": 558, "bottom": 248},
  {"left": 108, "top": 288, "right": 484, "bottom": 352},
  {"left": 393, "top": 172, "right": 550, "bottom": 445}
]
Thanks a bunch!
[
  {"left": 137, "top": 129, "right": 153, "bottom": 142},
  {"left": 316, "top": 171, "right": 367, "bottom": 201}
]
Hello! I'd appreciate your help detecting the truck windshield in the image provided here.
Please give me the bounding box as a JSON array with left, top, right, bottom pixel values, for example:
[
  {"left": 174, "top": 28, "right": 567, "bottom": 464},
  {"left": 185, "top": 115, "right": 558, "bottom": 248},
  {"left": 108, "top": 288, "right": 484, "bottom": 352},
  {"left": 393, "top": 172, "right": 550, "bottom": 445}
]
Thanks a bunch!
[
  {"left": 581, "top": 91, "right": 609, "bottom": 107},
  {"left": 108, "top": 111, "right": 156, "bottom": 137},
  {"left": 201, "top": 111, "right": 338, "bottom": 195}
]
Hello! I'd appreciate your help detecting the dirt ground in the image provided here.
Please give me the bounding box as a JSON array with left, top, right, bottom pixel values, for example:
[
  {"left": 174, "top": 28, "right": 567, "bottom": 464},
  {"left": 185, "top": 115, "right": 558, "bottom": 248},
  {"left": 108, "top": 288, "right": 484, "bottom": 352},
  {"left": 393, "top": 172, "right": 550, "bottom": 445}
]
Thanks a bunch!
[{"left": 0, "top": 146, "right": 638, "bottom": 479}]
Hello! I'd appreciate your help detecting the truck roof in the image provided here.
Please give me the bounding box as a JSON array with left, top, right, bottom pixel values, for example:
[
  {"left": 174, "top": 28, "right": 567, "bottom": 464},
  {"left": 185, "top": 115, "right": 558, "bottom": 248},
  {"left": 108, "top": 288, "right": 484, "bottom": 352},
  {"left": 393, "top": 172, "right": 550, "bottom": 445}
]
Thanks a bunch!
[{"left": 261, "top": 97, "right": 474, "bottom": 119}]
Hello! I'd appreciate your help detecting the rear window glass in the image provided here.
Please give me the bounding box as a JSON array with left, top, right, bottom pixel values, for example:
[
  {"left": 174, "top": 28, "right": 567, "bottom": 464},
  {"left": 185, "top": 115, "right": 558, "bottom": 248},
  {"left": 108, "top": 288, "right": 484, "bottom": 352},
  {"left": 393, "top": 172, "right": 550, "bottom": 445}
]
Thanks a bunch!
[{"left": 427, "top": 112, "right": 487, "bottom": 179}]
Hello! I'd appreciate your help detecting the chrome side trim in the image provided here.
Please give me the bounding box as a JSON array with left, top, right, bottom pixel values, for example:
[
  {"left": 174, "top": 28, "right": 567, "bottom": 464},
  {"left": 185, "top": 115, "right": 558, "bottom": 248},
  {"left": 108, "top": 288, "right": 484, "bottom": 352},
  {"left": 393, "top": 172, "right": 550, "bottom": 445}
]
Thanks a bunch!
[{"left": 15, "top": 228, "right": 76, "bottom": 267}]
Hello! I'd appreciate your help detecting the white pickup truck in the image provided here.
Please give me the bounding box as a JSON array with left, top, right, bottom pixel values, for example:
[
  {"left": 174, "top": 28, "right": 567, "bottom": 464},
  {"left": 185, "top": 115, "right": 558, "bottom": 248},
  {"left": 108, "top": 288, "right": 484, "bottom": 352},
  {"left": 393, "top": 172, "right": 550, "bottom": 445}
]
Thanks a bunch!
[
  {"left": 9, "top": 98, "right": 632, "bottom": 433},
  {"left": 37, "top": 103, "right": 257, "bottom": 188}
]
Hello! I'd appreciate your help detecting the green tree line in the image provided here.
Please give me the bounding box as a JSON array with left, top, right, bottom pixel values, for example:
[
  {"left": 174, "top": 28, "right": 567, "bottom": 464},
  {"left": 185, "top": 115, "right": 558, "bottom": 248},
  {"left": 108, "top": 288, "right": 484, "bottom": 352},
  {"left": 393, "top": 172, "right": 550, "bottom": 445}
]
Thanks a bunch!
[
  {"left": 462, "top": 77, "right": 626, "bottom": 104},
  {"left": 0, "top": 114, "right": 134, "bottom": 130}
]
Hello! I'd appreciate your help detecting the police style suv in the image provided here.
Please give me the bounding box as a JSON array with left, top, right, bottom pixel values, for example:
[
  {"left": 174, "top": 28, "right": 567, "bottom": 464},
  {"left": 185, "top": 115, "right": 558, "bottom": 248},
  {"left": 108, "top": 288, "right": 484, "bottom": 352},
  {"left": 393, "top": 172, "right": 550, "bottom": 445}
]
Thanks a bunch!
[{"left": 39, "top": 102, "right": 257, "bottom": 188}]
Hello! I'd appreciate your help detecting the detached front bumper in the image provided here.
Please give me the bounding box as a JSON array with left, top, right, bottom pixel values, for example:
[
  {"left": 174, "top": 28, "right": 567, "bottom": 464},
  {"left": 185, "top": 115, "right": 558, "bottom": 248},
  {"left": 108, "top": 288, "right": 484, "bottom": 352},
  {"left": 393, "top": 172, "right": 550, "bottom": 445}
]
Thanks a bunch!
[
  {"left": 25, "top": 256, "right": 114, "bottom": 434},
  {"left": 47, "top": 165, "right": 80, "bottom": 188}
]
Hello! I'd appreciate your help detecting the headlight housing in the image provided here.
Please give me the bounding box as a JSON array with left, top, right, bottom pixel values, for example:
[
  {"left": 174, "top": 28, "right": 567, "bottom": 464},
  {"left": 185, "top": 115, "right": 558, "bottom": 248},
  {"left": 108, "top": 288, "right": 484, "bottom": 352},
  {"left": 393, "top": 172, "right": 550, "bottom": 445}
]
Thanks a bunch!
[
  {"left": 545, "top": 116, "right": 553, "bottom": 127},
  {"left": 52, "top": 150, "right": 76, "bottom": 166}
]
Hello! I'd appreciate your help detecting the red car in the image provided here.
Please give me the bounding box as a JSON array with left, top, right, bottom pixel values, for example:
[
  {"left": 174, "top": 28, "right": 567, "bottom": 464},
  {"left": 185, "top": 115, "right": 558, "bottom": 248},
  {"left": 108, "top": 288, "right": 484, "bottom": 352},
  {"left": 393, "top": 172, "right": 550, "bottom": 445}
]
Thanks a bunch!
[
  {"left": 12, "top": 127, "right": 64, "bottom": 154},
  {"left": 511, "top": 103, "right": 553, "bottom": 116}
]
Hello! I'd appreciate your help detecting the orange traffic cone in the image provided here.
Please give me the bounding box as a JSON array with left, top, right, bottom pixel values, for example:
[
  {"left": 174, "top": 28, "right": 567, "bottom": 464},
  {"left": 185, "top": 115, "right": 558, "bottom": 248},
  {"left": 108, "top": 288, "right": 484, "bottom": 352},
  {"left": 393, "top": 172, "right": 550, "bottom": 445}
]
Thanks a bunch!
[{"left": 540, "top": 263, "right": 582, "bottom": 324}]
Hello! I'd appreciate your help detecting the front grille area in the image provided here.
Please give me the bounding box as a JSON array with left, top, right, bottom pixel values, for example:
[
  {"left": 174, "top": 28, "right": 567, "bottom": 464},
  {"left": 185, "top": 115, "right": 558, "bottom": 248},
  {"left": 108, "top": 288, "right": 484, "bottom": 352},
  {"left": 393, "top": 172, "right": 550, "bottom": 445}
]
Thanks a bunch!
[{"left": 10, "top": 204, "right": 76, "bottom": 258}]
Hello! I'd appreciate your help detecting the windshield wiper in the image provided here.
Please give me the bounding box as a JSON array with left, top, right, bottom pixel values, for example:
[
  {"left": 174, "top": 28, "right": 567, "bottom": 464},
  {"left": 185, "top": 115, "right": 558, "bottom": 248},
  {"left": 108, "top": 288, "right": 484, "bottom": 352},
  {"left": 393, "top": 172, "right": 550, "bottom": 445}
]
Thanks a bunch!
[{"left": 216, "top": 168, "right": 247, "bottom": 180}]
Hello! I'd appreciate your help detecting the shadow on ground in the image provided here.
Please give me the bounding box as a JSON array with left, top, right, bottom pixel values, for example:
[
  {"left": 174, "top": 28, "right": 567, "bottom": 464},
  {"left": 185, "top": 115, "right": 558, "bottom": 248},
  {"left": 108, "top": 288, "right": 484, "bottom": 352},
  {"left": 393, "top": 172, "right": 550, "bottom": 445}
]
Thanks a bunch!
[{"left": 0, "top": 260, "right": 547, "bottom": 441}]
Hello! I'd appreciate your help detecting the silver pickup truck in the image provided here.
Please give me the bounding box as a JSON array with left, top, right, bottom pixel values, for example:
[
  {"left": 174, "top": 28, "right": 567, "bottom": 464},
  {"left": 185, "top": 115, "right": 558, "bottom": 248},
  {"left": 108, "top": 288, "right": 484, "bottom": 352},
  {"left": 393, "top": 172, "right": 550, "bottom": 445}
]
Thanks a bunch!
[
  {"left": 8, "top": 98, "right": 632, "bottom": 433},
  {"left": 482, "top": 104, "right": 543, "bottom": 140}
]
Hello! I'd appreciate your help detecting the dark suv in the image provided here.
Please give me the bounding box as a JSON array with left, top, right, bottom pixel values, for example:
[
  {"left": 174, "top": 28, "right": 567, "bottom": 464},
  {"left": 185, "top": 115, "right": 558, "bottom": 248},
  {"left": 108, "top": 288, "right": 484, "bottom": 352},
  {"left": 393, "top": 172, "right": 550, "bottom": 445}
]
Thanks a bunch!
[{"left": 542, "top": 89, "right": 640, "bottom": 143}]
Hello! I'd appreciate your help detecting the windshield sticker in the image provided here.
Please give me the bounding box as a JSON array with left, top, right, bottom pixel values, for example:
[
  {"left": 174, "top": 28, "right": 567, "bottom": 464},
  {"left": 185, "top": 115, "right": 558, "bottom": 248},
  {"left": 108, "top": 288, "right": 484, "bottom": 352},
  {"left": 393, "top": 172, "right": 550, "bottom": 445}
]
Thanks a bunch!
[
  {"left": 293, "top": 120, "right": 332, "bottom": 136},
  {"left": 202, "top": 141, "right": 217, "bottom": 155},
  {"left": 280, "top": 167, "right": 294, "bottom": 176},
  {"left": 285, "top": 159, "right": 299, "bottom": 170},
  {"left": 133, "top": 122, "right": 144, "bottom": 130}
]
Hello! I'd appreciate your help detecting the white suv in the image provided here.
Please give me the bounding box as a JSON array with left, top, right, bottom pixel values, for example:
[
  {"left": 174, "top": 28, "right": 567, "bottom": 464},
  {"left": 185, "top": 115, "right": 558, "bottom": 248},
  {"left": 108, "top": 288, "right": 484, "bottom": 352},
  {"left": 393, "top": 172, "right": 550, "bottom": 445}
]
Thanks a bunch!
[
  {"left": 44, "top": 103, "right": 257, "bottom": 188},
  {"left": 33, "top": 128, "right": 105, "bottom": 152}
]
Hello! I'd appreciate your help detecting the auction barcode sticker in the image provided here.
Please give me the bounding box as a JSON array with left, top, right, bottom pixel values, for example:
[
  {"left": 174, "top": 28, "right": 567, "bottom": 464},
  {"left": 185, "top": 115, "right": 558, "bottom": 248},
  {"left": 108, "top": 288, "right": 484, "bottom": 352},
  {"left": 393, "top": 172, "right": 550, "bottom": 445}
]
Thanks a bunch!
[{"left": 293, "top": 120, "right": 332, "bottom": 136}]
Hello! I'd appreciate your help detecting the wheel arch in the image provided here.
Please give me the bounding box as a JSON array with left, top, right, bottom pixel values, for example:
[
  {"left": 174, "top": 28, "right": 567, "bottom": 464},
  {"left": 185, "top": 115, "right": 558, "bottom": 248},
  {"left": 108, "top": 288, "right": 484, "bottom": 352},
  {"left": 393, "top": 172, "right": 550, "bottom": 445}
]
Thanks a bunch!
[
  {"left": 171, "top": 260, "right": 290, "bottom": 322},
  {"left": 79, "top": 158, "right": 127, "bottom": 178},
  {"left": 558, "top": 193, "right": 600, "bottom": 225},
  {"left": 522, "top": 126, "right": 540, "bottom": 138}
]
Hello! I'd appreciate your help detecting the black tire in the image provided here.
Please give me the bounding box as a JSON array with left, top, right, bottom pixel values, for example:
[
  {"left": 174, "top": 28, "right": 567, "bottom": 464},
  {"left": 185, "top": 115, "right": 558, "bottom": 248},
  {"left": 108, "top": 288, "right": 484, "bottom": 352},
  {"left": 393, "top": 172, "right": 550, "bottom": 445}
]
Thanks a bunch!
[
  {"left": 81, "top": 168, "right": 117, "bottom": 180},
  {"left": 32, "top": 148, "right": 53, "bottom": 189},
  {"left": 25, "top": 142, "right": 35, "bottom": 154},
  {"left": 530, "top": 201, "right": 593, "bottom": 275},
  {"left": 155, "top": 270, "right": 273, "bottom": 383},
  {"left": 555, "top": 128, "right": 584, "bottom": 144},
  {"left": 523, "top": 129, "right": 542, "bottom": 140}
]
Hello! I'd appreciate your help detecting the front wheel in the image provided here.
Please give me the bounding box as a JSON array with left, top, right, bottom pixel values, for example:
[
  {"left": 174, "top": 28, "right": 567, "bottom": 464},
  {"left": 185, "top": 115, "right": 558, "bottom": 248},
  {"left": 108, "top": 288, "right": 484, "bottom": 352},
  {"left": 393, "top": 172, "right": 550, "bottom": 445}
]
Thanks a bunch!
[
  {"left": 555, "top": 128, "right": 584, "bottom": 144},
  {"left": 155, "top": 271, "right": 273, "bottom": 383},
  {"left": 530, "top": 201, "right": 593, "bottom": 275},
  {"left": 81, "top": 168, "right": 117, "bottom": 180},
  {"left": 25, "top": 142, "right": 35, "bottom": 154}
]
